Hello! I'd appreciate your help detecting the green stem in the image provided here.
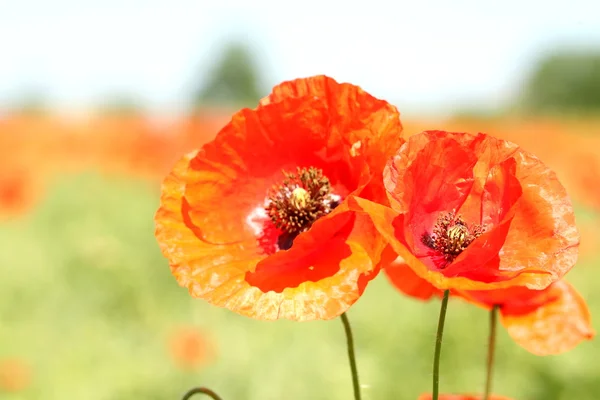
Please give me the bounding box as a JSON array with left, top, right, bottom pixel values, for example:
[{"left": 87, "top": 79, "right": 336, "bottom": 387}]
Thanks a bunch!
[
  {"left": 432, "top": 290, "right": 450, "bottom": 400},
  {"left": 182, "top": 387, "right": 224, "bottom": 400},
  {"left": 483, "top": 305, "right": 499, "bottom": 400},
  {"left": 340, "top": 312, "right": 361, "bottom": 400}
]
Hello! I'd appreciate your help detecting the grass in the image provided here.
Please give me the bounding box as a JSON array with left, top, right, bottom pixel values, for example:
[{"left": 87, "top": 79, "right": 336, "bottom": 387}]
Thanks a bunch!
[{"left": 0, "top": 172, "right": 598, "bottom": 399}]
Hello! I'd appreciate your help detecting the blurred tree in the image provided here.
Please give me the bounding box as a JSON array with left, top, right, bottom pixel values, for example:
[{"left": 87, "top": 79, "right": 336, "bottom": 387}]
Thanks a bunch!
[
  {"left": 195, "top": 41, "right": 265, "bottom": 108},
  {"left": 98, "top": 94, "right": 142, "bottom": 116},
  {"left": 523, "top": 50, "right": 600, "bottom": 114},
  {"left": 9, "top": 90, "right": 47, "bottom": 116}
]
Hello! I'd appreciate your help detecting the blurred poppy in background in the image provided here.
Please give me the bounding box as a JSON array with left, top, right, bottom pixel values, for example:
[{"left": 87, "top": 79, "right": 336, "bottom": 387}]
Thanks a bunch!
[
  {"left": 0, "top": 358, "right": 31, "bottom": 393},
  {"left": 155, "top": 75, "right": 404, "bottom": 321},
  {"left": 0, "top": 165, "right": 43, "bottom": 220},
  {"left": 168, "top": 327, "right": 215, "bottom": 369}
]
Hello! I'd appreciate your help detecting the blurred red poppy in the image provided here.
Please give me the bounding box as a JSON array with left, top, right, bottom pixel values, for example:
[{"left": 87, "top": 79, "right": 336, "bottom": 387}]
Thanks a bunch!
[
  {"left": 155, "top": 75, "right": 403, "bottom": 320},
  {"left": 0, "top": 359, "right": 31, "bottom": 392},
  {"left": 418, "top": 394, "right": 513, "bottom": 400},
  {"left": 351, "top": 130, "right": 579, "bottom": 291},
  {"left": 168, "top": 327, "right": 215, "bottom": 369},
  {"left": 386, "top": 259, "right": 594, "bottom": 355},
  {"left": 0, "top": 165, "right": 42, "bottom": 220}
]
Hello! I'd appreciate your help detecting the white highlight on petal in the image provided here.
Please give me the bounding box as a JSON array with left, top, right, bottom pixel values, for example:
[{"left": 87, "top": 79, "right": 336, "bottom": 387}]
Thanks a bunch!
[{"left": 246, "top": 204, "right": 269, "bottom": 236}]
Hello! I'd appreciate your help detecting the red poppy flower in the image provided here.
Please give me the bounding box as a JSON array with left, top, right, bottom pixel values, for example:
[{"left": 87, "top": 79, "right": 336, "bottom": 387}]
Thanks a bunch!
[
  {"left": 418, "top": 394, "right": 513, "bottom": 400},
  {"left": 386, "top": 259, "right": 594, "bottom": 355},
  {"left": 351, "top": 130, "right": 579, "bottom": 291},
  {"left": 154, "top": 75, "right": 403, "bottom": 321}
]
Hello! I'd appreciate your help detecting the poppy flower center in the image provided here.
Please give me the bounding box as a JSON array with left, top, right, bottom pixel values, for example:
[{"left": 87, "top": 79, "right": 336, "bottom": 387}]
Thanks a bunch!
[
  {"left": 264, "top": 167, "right": 340, "bottom": 250},
  {"left": 422, "top": 211, "right": 484, "bottom": 266}
]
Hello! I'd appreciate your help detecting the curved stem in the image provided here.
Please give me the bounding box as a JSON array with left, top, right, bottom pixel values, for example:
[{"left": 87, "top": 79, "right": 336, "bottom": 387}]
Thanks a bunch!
[
  {"left": 432, "top": 290, "right": 450, "bottom": 400},
  {"left": 483, "top": 305, "right": 499, "bottom": 400},
  {"left": 182, "top": 387, "right": 224, "bottom": 400},
  {"left": 340, "top": 312, "right": 362, "bottom": 400}
]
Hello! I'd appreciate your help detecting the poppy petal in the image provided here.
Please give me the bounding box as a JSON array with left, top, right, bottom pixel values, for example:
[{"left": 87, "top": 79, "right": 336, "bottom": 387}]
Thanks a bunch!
[
  {"left": 385, "top": 132, "right": 479, "bottom": 250},
  {"left": 500, "top": 280, "right": 595, "bottom": 355},
  {"left": 384, "top": 256, "right": 442, "bottom": 301},
  {"left": 259, "top": 75, "right": 334, "bottom": 105},
  {"left": 262, "top": 75, "right": 403, "bottom": 177},
  {"left": 495, "top": 151, "right": 580, "bottom": 288}
]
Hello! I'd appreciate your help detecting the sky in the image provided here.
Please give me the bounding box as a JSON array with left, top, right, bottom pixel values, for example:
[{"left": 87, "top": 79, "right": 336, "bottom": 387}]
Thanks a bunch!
[{"left": 1, "top": 0, "right": 599, "bottom": 115}]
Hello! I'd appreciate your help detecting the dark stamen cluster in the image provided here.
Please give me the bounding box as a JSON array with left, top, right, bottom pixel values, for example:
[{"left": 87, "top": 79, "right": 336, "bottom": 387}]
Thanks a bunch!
[
  {"left": 422, "top": 211, "right": 484, "bottom": 264},
  {"left": 266, "top": 167, "right": 339, "bottom": 236}
]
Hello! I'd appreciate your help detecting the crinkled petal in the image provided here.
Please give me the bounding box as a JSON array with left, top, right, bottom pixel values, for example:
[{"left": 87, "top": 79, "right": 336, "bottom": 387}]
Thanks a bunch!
[
  {"left": 501, "top": 281, "right": 595, "bottom": 355},
  {"left": 385, "top": 133, "right": 478, "bottom": 250},
  {"left": 261, "top": 75, "right": 404, "bottom": 174},
  {"left": 496, "top": 150, "right": 579, "bottom": 288},
  {"left": 259, "top": 75, "right": 334, "bottom": 105}
]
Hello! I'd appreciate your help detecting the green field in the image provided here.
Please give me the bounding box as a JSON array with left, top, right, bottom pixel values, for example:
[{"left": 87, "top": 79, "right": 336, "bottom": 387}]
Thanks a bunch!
[{"left": 1, "top": 173, "right": 598, "bottom": 400}]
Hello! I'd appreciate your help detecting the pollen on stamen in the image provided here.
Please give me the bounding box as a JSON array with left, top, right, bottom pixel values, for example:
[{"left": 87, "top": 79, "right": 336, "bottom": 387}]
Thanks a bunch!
[
  {"left": 265, "top": 167, "right": 338, "bottom": 235},
  {"left": 257, "top": 167, "right": 341, "bottom": 253},
  {"left": 424, "top": 211, "right": 485, "bottom": 267},
  {"left": 290, "top": 187, "right": 310, "bottom": 209}
]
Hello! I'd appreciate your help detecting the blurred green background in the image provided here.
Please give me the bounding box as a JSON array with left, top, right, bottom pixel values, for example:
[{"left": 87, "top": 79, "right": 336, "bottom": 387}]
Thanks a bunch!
[{"left": 0, "top": 173, "right": 598, "bottom": 399}]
